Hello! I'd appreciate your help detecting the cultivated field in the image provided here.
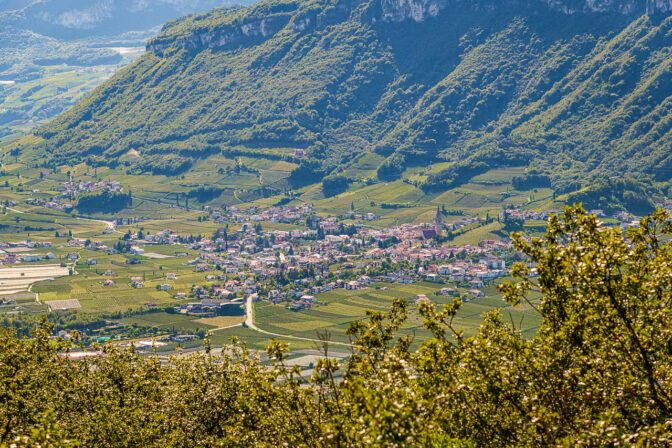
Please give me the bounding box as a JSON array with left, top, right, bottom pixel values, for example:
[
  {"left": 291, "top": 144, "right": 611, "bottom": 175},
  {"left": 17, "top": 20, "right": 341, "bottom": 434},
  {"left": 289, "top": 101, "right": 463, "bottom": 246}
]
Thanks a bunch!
[
  {"left": 0, "top": 264, "right": 70, "bottom": 295},
  {"left": 0, "top": 142, "right": 553, "bottom": 350},
  {"left": 253, "top": 282, "right": 542, "bottom": 346}
]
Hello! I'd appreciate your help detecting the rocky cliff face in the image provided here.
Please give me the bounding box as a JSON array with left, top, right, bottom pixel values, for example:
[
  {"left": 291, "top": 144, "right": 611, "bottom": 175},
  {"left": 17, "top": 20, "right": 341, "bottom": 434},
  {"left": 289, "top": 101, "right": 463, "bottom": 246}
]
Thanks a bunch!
[
  {"left": 647, "top": 0, "right": 672, "bottom": 13},
  {"left": 148, "top": 13, "right": 293, "bottom": 55},
  {"left": 543, "top": 0, "right": 672, "bottom": 14},
  {"left": 379, "top": 0, "right": 445, "bottom": 22},
  {"left": 148, "top": 0, "right": 672, "bottom": 55},
  {"left": 378, "top": 0, "right": 672, "bottom": 23},
  {"left": 541, "top": 0, "right": 637, "bottom": 14},
  {"left": 148, "top": 0, "right": 360, "bottom": 54},
  {"left": 380, "top": 0, "right": 671, "bottom": 22}
]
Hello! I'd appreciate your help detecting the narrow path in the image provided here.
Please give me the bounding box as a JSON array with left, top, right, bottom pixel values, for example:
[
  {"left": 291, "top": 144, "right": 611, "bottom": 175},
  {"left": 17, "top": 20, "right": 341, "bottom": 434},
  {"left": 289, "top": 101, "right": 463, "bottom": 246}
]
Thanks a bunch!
[
  {"left": 28, "top": 283, "right": 39, "bottom": 304},
  {"left": 245, "top": 296, "right": 353, "bottom": 347},
  {"left": 212, "top": 322, "right": 243, "bottom": 331},
  {"left": 5, "top": 207, "right": 25, "bottom": 214},
  {"left": 75, "top": 215, "right": 121, "bottom": 234},
  {"left": 7, "top": 204, "right": 120, "bottom": 235}
]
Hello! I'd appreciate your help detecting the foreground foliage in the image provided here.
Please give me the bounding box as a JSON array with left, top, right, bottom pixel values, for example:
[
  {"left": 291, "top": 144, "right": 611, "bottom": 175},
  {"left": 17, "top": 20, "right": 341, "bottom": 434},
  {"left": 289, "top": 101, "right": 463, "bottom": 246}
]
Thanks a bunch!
[{"left": 2, "top": 206, "right": 672, "bottom": 446}]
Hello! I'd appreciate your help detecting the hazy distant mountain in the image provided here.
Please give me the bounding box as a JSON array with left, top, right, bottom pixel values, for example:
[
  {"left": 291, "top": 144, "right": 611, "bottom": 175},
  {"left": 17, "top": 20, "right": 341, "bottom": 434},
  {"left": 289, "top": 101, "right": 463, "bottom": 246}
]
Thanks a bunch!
[
  {"left": 0, "top": 0, "right": 33, "bottom": 10},
  {"left": 0, "top": 0, "right": 254, "bottom": 40},
  {"left": 0, "top": 0, "right": 259, "bottom": 140}
]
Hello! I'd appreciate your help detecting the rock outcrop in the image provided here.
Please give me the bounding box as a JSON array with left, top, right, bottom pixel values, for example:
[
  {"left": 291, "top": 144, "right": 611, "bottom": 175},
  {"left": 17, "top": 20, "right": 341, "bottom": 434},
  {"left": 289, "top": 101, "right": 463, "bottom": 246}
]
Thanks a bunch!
[
  {"left": 147, "top": 0, "right": 672, "bottom": 55},
  {"left": 379, "top": 0, "right": 445, "bottom": 22}
]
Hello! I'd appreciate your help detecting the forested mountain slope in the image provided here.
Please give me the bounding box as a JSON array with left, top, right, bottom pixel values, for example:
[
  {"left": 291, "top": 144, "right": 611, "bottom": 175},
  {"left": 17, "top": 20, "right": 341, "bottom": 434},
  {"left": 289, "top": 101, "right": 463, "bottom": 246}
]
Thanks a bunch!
[{"left": 34, "top": 0, "right": 672, "bottom": 204}]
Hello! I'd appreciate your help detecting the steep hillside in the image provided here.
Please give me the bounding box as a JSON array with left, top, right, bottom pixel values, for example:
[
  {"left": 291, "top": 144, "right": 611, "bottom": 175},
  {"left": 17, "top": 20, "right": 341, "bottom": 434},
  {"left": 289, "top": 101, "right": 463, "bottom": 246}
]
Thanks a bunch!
[{"left": 33, "top": 0, "right": 672, "bottom": 210}]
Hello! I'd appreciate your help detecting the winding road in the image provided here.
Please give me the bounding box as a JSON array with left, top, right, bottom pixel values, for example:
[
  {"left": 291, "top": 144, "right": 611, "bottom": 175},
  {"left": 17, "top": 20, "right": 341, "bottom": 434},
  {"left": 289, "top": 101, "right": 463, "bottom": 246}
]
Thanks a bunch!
[
  {"left": 245, "top": 295, "right": 353, "bottom": 347},
  {"left": 75, "top": 216, "right": 120, "bottom": 234}
]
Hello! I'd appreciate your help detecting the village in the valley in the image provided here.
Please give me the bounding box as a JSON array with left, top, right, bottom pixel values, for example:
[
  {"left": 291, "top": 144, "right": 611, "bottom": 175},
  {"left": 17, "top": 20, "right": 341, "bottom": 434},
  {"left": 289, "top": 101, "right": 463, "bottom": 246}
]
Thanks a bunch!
[
  {"left": 0, "top": 163, "right": 662, "bottom": 359},
  {"left": 0, "top": 183, "right": 653, "bottom": 349}
]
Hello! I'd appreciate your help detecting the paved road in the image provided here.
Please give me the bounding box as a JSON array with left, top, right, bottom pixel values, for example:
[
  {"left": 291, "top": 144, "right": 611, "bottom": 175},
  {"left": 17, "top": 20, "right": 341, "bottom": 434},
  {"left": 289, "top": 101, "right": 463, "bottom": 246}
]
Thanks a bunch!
[
  {"left": 7, "top": 205, "right": 119, "bottom": 234},
  {"left": 75, "top": 216, "right": 120, "bottom": 234},
  {"left": 245, "top": 295, "right": 353, "bottom": 347}
]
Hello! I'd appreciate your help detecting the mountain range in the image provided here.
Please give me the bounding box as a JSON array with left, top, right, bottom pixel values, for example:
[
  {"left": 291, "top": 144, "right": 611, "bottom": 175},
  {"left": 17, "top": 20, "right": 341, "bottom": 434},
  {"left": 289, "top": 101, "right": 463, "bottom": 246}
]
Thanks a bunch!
[
  {"left": 0, "top": 0, "right": 250, "bottom": 40},
  {"left": 29, "top": 0, "right": 672, "bottom": 212}
]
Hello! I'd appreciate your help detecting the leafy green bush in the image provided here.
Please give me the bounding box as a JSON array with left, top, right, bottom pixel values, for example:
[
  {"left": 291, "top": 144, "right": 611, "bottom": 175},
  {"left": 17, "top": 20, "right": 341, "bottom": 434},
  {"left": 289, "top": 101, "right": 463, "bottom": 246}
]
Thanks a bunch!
[
  {"left": 511, "top": 170, "right": 551, "bottom": 190},
  {"left": 322, "top": 175, "right": 351, "bottom": 197},
  {"left": 188, "top": 186, "right": 225, "bottom": 202},
  {"left": 76, "top": 191, "right": 131, "bottom": 213},
  {"left": 377, "top": 153, "right": 406, "bottom": 181},
  {"left": 567, "top": 176, "right": 655, "bottom": 215}
]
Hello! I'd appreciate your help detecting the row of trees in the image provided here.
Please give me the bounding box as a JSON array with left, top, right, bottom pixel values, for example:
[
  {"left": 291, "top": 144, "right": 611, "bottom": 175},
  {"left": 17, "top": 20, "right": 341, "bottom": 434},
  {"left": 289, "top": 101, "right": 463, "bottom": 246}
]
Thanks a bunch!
[{"left": 2, "top": 206, "right": 672, "bottom": 446}]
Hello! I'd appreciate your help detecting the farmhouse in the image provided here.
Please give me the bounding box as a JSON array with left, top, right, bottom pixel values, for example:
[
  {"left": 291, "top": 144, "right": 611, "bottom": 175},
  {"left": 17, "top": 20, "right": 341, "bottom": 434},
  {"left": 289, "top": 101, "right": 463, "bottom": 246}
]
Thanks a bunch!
[
  {"left": 468, "top": 289, "right": 485, "bottom": 298},
  {"left": 290, "top": 295, "right": 315, "bottom": 311},
  {"left": 175, "top": 299, "right": 244, "bottom": 317},
  {"left": 415, "top": 294, "right": 430, "bottom": 304},
  {"left": 345, "top": 281, "right": 363, "bottom": 290}
]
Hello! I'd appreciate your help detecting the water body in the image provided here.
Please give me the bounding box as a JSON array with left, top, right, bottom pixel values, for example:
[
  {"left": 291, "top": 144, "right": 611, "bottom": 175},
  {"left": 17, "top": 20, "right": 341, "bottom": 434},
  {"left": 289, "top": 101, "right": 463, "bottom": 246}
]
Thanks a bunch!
[{"left": 106, "top": 47, "right": 145, "bottom": 56}]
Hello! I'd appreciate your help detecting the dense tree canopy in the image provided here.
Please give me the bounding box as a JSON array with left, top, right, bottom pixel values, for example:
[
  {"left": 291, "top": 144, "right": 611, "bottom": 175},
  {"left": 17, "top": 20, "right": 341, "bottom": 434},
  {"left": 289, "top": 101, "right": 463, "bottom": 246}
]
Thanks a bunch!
[{"left": 2, "top": 206, "right": 672, "bottom": 446}]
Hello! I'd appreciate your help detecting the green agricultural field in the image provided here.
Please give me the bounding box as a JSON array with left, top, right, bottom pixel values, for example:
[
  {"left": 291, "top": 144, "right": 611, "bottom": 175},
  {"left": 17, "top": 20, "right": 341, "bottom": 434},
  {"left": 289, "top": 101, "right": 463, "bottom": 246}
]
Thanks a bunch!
[
  {"left": 253, "top": 282, "right": 541, "bottom": 346},
  {"left": 451, "top": 222, "right": 506, "bottom": 245},
  {"left": 209, "top": 326, "right": 321, "bottom": 351},
  {"left": 120, "top": 312, "right": 215, "bottom": 333},
  {"left": 0, "top": 143, "right": 295, "bottom": 221},
  {"left": 30, "top": 247, "right": 210, "bottom": 314},
  {"left": 0, "top": 208, "right": 109, "bottom": 243},
  {"left": 298, "top": 165, "right": 558, "bottom": 229}
]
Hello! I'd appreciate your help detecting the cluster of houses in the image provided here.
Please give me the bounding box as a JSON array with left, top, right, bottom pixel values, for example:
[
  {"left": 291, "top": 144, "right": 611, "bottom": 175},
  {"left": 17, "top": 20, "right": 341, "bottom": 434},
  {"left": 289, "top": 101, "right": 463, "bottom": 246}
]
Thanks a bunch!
[
  {"left": 498, "top": 209, "right": 557, "bottom": 222},
  {"left": 500, "top": 207, "right": 645, "bottom": 231},
  {"left": 174, "top": 297, "right": 245, "bottom": 317},
  {"left": 423, "top": 257, "right": 506, "bottom": 288},
  {"left": 25, "top": 197, "right": 73, "bottom": 212},
  {"left": 108, "top": 215, "right": 516, "bottom": 307},
  {"left": 0, "top": 240, "right": 55, "bottom": 266},
  {"left": 209, "top": 204, "right": 316, "bottom": 225},
  {"left": 24, "top": 180, "right": 122, "bottom": 212},
  {"left": 62, "top": 180, "right": 122, "bottom": 196},
  {"left": 12, "top": 193, "right": 672, "bottom": 324}
]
